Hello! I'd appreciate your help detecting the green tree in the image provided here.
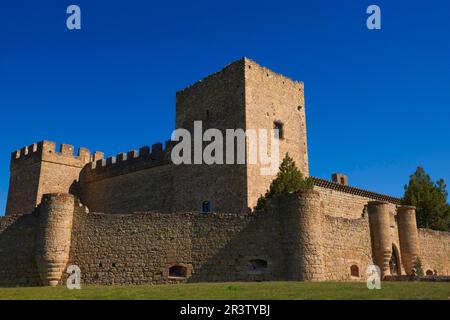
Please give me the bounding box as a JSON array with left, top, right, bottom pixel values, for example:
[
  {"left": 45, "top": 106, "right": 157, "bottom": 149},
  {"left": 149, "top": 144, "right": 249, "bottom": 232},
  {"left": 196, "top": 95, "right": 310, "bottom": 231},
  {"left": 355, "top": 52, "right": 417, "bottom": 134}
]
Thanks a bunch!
[
  {"left": 412, "top": 257, "right": 424, "bottom": 276},
  {"left": 403, "top": 167, "right": 450, "bottom": 231},
  {"left": 255, "top": 153, "right": 313, "bottom": 210}
]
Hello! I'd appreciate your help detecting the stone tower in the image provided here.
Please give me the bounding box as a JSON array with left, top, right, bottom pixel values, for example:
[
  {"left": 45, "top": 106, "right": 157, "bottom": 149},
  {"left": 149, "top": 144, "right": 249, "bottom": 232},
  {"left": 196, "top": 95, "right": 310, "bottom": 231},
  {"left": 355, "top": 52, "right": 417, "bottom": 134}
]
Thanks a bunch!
[
  {"left": 174, "top": 58, "right": 309, "bottom": 212},
  {"left": 35, "top": 193, "right": 76, "bottom": 286},
  {"left": 397, "top": 205, "right": 420, "bottom": 275},
  {"left": 5, "top": 141, "right": 93, "bottom": 216},
  {"left": 368, "top": 201, "right": 393, "bottom": 277}
]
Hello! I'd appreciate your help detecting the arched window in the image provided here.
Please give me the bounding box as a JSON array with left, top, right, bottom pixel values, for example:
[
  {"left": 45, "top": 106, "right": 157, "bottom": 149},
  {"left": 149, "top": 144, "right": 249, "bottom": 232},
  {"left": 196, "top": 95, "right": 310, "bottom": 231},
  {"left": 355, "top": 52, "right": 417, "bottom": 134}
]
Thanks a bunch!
[
  {"left": 169, "top": 265, "right": 187, "bottom": 278},
  {"left": 350, "top": 265, "right": 360, "bottom": 277},
  {"left": 389, "top": 245, "right": 401, "bottom": 276},
  {"left": 273, "top": 121, "right": 284, "bottom": 139},
  {"left": 426, "top": 269, "right": 434, "bottom": 276},
  {"left": 202, "top": 201, "right": 211, "bottom": 213}
]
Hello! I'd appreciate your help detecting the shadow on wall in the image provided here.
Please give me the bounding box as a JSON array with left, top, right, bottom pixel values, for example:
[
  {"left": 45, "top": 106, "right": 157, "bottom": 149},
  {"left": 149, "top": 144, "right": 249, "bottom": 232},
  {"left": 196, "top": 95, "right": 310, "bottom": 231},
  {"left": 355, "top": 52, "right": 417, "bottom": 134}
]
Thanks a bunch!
[
  {"left": 0, "top": 213, "right": 41, "bottom": 287},
  {"left": 187, "top": 208, "right": 288, "bottom": 283}
]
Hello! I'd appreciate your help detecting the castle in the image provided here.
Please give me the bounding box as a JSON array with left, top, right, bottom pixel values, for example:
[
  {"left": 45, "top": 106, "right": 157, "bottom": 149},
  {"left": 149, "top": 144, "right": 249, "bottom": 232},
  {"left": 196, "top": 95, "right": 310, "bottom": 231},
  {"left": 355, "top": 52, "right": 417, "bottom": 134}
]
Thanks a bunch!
[{"left": 0, "top": 58, "right": 448, "bottom": 287}]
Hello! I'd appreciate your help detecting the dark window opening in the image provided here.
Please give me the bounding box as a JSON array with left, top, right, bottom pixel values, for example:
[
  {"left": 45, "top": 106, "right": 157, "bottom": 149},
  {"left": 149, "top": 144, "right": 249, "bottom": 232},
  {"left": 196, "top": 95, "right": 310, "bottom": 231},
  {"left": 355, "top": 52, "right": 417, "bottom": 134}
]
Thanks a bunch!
[
  {"left": 169, "top": 265, "right": 187, "bottom": 278},
  {"left": 273, "top": 121, "right": 284, "bottom": 139},
  {"left": 249, "top": 259, "right": 268, "bottom": 274},
  {"left": 350, "top": 265, "right": 360, "bottom": 277},
  {"left": 202, "top": 201, "right": 211, "bottom": 213},
  {"left": 389, "top": 245, "right": 401, "bottom": 276},
  {"left": 340, "top": 177, "right": 345, "bottom": 185},
  {"left": 426, "top": 269, "right": 434, "bottom": 276}
]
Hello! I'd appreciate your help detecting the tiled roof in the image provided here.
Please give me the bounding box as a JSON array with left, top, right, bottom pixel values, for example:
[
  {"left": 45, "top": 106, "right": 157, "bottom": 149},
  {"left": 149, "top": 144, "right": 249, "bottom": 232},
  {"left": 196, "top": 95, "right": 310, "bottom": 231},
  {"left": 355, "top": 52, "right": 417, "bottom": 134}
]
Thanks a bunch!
[{"left": 311, "top": 177, "right": 402, "bottom": 205}]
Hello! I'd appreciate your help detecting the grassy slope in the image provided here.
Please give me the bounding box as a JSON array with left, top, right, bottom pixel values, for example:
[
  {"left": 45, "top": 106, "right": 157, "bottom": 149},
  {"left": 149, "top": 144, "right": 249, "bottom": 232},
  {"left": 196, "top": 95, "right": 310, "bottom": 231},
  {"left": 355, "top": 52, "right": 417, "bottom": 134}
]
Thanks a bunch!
[{"left": 0, "top": 282, "right": 449, "bottom": 300}]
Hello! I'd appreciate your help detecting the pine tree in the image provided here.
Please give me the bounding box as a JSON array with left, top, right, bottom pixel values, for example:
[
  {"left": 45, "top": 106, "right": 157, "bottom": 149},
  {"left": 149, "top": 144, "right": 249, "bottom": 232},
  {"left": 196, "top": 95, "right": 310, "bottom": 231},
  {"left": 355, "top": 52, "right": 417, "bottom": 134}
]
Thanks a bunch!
[
  {"left": 255, "top": 153, "right": 313, "bottom": 210},
  {"left": 403, "top": 167, "right": 450, "bottom": 231}
]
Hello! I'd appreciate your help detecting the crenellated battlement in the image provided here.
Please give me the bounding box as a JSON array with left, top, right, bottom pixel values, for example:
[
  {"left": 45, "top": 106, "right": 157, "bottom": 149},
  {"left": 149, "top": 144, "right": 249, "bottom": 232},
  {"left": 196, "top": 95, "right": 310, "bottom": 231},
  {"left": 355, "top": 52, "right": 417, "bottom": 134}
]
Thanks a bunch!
[
  {"left": 81, "top": 140, "right": 176, "bottom": 183},
  {"left": 10, "top": 140, "right": 97, "bottom": 170}
]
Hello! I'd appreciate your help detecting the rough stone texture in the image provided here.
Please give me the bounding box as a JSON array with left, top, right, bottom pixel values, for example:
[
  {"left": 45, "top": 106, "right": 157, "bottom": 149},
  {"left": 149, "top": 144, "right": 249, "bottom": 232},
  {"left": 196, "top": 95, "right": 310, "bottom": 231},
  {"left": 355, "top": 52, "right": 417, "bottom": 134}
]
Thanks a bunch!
[
  {"left": 0, "top": 213, "right": 40, "bottom": 286},
  {"left": 1, "top": 58, "right": 449, "bottom": 287},
  {"left": 279, "top": 191, "right": 323, "bottom": 281},
  {"left": 174, "top": 59, "right": 249, "bottom": 213},
  {"left": 1, "top": 191, "right": 449, "bottom": 287},
  {"left": 322, "top": 215, "right": 373, "bottom": 281},
  {"left": 64, "top": 197, "right": 287, "bottom": 285},
  {"left": 418, "top": 228, "right": 450, "bottom": 276},
  {"left": 245, "top": 58, "right": 309, "bottom": 210},
  {"left": 313, "top": 184, "right": 399, "bottom": 219},
  {"left": 368, "top": 202, "right": 393, "bottom": 277},
  {"left": 397, "top": 206, "right": 420, "bottom": 275},
  {"left": 35, "top": 194, "right": 76, "bottom": 286},
  {"left": 80, "top": 163, "right": 174, "bottom": 214},
  {"left": 5, "top": 58, "right": 309, "bottom": 216},
  {"left": 6, "top": 141, "right": 91, "bottom": 216}
]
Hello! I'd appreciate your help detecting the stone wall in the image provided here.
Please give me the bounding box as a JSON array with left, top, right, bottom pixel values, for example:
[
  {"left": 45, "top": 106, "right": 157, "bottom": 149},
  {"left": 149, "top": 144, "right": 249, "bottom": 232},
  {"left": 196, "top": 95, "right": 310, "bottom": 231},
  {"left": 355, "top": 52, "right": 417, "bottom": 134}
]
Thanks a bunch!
[
  {"left": 0, "top": 213, "right": 40, "bottom": 286},
  {"left": 66, "top": 206, "right": 285, "bottom": 285},
  {"left": 322, "top": 215, "right": 373, "bottom": 281},
  {"left": 418, "top": 228, "right": 450, "bottom": 276},
  {"left": 6, "top": 141, "right": 92, "bottom": 216},
  {"left": 245, "top": 58, "right": 309, "bottom": 210},
  {"left": 313, "top": 182, "right": 400, "bottom": 219},
  {"left": 79, "top": 163, "right": 174, "bottom": 214},
  {"left": 1, "top": 191, "right": 450, "bottom": 287},
  {"left": 174, "top": 58, "right": 249, "bottom": 214}
]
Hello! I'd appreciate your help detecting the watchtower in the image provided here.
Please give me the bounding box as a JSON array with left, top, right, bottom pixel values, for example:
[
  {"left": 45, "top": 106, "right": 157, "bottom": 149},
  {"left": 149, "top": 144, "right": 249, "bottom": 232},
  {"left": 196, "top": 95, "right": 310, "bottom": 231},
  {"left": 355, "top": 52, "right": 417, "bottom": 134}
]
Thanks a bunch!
[
  {"left": 5, "top": 141, "right": 96, "bottom": 215},
  {"left": 174, "top": 58, "right": 309, "bottom": 212}
]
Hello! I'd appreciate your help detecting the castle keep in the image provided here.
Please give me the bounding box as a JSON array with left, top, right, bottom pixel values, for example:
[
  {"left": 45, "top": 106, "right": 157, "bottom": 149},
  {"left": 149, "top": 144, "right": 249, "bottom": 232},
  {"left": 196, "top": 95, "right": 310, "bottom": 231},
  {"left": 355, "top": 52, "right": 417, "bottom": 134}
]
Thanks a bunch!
[{"left": 0, "top": 58, "right": 449, "bottom": 286}]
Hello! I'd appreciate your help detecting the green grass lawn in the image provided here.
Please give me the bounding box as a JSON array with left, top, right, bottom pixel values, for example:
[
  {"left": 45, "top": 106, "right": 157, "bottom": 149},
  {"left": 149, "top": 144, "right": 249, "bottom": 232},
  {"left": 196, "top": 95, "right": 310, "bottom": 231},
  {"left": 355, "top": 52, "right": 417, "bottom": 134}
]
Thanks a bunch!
[{"left": 0, "top": 281, "right": 449, "bottom": 300}]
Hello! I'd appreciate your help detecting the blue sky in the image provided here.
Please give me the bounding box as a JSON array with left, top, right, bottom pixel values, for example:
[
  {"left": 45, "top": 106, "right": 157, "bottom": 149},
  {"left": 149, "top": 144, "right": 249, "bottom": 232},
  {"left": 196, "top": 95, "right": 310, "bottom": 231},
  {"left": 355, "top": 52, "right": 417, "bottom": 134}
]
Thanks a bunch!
[{"left": 0, "top": 0, "right": 449, "bottom": 215}]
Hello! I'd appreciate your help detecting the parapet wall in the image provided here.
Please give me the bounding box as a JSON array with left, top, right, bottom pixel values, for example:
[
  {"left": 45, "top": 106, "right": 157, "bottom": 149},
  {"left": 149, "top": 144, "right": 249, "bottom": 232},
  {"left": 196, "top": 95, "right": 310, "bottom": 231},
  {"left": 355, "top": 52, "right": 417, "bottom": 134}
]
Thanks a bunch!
[
  {"left": 6, "top": 141, "right": 96, "bottom": 216},
  {"left": 80, "top": 141, "right": 175, "bottom": 183},
  {"left": 77, "top": 143, "right": 173, "bottom": 214},
  {"left": 10, "top": 140, "right": 93, "bottom": 170}
]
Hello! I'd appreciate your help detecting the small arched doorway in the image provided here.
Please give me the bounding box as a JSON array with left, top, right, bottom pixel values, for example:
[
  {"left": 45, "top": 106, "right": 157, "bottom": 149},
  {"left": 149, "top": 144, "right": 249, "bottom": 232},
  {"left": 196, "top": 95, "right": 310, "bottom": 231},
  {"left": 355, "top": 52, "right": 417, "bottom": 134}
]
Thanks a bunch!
[
  {"left": 389, "top": 245, "right": 401, "bottom": 275},
  {"left": 350, "top": 265, "right": 360, "bottom": 277},
  {"left": 169, "top": 265, "right": 187, "bottom": 278}
]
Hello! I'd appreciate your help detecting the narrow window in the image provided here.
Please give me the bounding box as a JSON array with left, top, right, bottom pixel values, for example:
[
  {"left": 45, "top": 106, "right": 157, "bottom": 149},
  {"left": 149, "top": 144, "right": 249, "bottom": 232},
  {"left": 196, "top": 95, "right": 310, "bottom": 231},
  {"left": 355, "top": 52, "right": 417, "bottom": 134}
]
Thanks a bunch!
[
  {"left": 202, "top": 201, "right": 211, "bottom": 213},
  {"left": 273, "top": 121, "right": 284, "bottom": 139}
]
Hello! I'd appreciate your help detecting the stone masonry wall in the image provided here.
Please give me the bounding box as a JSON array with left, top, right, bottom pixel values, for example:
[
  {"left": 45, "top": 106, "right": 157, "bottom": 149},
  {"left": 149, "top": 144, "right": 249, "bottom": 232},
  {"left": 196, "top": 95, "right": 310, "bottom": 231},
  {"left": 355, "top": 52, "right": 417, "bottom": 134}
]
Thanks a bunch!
[
  {"left": 173, "top": 58, "right": 248, "bottom": 214},
  {"left": 0, "top": 213, "right": 41, "bottom": 287},
  {"left": 65, "top": 208, "right": 285, "bottom": 285},
  {"left": 314, "top": 185, "right": 399, "bottom": 219},
  {"left": 1, "top": 192, "right": 449, "bottom": 287},
  {"left": 6, "top": 141, "right": 92, "bottom": 216},
  {"left": 418, "top": 228, "right": 450, "bottom": 276},
  {"left": 322, "top": 215, "right": 373, "bottom": 281},
  {"left": 245, "top": 58, "right": 309, "bottom": 211},
  {"left": 80, "top": 164, "right": 174, "bottom": 214}
]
